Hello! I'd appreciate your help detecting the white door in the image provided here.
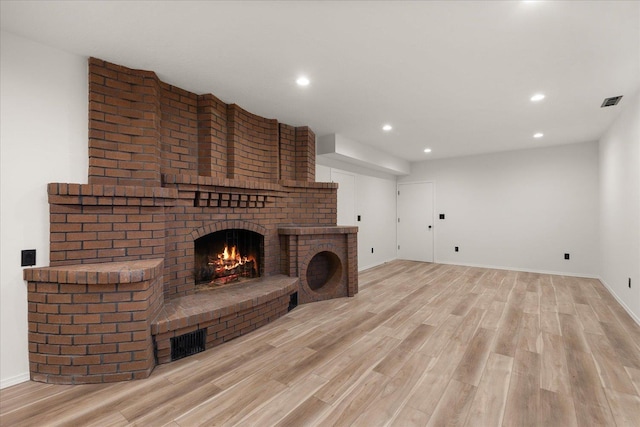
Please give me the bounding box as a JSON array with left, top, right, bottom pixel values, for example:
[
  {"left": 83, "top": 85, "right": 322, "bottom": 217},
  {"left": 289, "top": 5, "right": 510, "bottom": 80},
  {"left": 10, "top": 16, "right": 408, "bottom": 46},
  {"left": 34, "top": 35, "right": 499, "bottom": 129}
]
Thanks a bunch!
[
  {"left": 331, "top": 170, "right": 356, "bottom": 226},
  {"left": 397, "top": 182, "right": 434, "bottom": 262}
]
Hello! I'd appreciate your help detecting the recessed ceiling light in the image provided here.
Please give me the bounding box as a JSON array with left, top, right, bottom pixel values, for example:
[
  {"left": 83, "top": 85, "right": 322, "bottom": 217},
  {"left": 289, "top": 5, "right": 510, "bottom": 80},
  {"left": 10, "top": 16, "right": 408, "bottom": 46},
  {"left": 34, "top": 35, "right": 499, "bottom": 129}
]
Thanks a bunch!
[
  {"left": 423, "top": 148, "right": 432, "bottom": 153},
  {"left": 296, "top": 76, "right": 310, "bottom": 86},
  {"left": 530, "top": 93, "right": 545, "bottom": 102},
  {"left": 533, "top": 133, "right": 544, "bottom": 138},
  {"left": 382, "top": 124, "right": 392, "bottom": 131}
]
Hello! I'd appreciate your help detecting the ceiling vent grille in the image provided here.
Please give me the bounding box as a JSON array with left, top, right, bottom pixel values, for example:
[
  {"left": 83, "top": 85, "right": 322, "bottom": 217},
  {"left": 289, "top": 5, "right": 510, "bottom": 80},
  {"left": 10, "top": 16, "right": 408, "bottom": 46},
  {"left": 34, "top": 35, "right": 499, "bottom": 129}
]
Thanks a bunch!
[{"left": 601, "top": 96, "right": 623, "bottom": 108}]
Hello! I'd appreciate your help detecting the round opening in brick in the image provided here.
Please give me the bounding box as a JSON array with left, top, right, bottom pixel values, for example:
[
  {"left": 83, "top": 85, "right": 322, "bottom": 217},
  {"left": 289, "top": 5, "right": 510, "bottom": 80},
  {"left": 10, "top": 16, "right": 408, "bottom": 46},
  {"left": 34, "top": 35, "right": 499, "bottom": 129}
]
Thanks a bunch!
[{"left": 306, "top": 251, "right": 343, "bottom": 293}]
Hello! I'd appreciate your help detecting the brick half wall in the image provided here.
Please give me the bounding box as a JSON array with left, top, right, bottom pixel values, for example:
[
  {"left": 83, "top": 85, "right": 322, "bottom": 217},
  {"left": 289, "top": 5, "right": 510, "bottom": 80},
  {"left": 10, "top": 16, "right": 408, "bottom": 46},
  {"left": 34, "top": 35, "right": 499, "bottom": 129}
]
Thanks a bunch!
[{"left": 24, "top": 259, "right": 164, "bottom": 384}]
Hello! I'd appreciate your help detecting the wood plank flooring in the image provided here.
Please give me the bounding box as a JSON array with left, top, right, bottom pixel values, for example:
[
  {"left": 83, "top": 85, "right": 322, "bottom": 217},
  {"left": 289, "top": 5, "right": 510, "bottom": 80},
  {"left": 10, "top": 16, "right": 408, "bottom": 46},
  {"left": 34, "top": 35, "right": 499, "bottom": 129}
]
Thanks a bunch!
[{"left": 2, "top": 261, "right": 640, "bottom": 426}]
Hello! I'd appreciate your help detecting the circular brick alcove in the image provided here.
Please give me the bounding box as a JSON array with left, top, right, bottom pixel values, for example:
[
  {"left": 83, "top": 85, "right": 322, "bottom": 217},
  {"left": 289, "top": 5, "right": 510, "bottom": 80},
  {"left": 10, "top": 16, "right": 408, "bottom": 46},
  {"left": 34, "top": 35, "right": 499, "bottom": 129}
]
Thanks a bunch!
[
  {"left": 306, "top": 250, "right": 342, "bottom": 293},
  {"left": 279, "top": 226, "right": 358, "bottom": 304}
]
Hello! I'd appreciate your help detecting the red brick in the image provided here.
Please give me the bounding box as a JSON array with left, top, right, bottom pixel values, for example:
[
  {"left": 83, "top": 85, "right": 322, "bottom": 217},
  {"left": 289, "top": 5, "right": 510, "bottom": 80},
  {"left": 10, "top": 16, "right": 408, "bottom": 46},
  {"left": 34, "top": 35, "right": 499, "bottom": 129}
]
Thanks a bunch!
[
  {"left": 73, "top": 314, "right": 101, "bottom": 324},
  {"left": 103, "top": 332, "right": 131, "bottom": 343},
  {"left": 118, "top": 341, "right": 148, "bottom": 352},
  {"left": 61, "top": 365, "right": 87, "bottom": 375},
  {"left": 60, "top": 346, "right": 87, "bottom": 355},
  {"left": 73, "top": 335, "right": 102, "bottom": 345},
  {"left": 103, "top": 353, "right": 132, "bottom": 364}
]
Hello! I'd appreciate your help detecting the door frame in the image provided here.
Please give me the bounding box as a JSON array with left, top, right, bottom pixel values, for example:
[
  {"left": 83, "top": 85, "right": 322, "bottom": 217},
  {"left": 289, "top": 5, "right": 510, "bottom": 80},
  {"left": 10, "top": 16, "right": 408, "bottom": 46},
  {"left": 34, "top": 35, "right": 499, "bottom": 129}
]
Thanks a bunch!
[
  {"left": 331, "top": 169, "right": 357, "bottom": 226},
  {"left": 396, "top": 180, "right": 435, "bottom": 262}
]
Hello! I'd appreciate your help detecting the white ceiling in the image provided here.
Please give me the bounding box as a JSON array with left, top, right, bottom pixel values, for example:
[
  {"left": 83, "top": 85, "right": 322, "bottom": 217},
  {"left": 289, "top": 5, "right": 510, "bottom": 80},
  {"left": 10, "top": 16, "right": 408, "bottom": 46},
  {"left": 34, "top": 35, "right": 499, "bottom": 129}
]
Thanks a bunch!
[{"left": 1, "top": 1, "right": 639, "bottom": 162}]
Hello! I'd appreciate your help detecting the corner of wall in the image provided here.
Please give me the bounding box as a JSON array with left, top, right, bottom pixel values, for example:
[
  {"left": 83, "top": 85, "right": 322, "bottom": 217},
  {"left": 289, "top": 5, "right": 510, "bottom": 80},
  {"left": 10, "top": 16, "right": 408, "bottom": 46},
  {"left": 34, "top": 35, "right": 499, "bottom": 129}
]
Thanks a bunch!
[
  {"left": 598, "top": 89, "right": 640, "bottom": 324},
  {"left": 1, "top": 31, "right": 88, "bottom": 388}
]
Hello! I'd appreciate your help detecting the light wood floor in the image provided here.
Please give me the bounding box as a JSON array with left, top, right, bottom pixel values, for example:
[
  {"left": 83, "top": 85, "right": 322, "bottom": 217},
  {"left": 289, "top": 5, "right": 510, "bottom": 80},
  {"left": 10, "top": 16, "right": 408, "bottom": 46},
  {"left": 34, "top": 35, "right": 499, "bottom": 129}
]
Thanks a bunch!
[{"left": 2, "top": 261, "right": 640, "bottom": 426}]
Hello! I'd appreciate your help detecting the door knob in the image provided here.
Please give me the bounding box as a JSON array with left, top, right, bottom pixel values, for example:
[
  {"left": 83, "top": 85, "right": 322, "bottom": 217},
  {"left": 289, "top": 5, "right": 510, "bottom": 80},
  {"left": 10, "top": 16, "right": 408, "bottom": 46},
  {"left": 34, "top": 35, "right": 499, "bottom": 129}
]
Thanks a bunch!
[{"left": 428, "top": 225, "right": 432, "bottom": 230}]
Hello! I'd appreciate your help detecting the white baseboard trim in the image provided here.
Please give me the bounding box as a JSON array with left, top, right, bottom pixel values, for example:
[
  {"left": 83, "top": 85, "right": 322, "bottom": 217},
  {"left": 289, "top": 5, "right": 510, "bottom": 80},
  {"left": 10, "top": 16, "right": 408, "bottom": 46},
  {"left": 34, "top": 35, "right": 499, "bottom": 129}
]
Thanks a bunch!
[
  {"left": 435, "top": 261, "right": 599, "bottom": 279},
  {"left": 598, "top": 277, "right": 640, "bottom": 327},
  {"left": 359, "top": 258, "right": 599, "bottom": 279},
  {"left": 358, "top": 257, "right": 398, "bottom": 272},
  {"left": 0, "top": 372, "right": 30, "bottom": 389}
]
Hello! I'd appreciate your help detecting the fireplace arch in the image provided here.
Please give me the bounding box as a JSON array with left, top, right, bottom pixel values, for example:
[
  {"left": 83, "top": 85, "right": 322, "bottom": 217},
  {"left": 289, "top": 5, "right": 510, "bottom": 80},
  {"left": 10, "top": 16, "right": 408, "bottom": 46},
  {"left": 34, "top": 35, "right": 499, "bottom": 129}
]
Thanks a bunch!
[{"left": 190, "top": 220, "right": 267, "bottom": 241}]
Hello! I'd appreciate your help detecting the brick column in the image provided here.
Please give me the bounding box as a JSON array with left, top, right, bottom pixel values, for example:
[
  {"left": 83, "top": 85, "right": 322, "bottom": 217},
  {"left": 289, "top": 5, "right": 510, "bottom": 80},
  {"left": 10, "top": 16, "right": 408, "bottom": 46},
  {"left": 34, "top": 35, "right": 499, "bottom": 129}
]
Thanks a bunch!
[
  {"left": 197, "top": 94, "right": 228, "bottom": 178},
  {"left": 295, "top": 126, "right": 316, "bottom": 182},
  {"left": 88, "top": 58, "right": 162, "bottom": 187},
  {"left": 278, "top": 226, "right": 358, "bottom": 304}
]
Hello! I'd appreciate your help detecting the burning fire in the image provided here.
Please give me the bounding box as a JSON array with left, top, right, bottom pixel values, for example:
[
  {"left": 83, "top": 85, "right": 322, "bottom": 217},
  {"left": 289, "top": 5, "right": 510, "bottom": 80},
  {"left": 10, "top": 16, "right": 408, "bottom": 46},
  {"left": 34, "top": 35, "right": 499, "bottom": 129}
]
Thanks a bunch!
[
  {"left": 209, "top": 245, "right": 253, "bottom": 273},
  {"left": 222, "top": 245, "right": 238, "bottom": 264},
  {"left": 197, "top": 242, "right": 258, "bottom": 285}
]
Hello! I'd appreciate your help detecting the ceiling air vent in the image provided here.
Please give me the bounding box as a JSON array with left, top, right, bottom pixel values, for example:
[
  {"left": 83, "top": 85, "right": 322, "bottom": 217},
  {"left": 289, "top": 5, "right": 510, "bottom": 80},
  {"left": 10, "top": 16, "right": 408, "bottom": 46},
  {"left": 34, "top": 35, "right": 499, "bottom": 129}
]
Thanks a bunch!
[{"left": 601, "top": 96, "right": 623, "bottom": 108}]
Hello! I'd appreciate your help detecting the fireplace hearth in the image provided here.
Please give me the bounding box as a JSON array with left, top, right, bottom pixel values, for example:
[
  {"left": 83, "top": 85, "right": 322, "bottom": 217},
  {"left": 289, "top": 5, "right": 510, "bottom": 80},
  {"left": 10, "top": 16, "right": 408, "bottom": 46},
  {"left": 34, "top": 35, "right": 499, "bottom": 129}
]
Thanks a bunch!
[{"left": 23, "top": 58, "right": 358, "bottom": 384}]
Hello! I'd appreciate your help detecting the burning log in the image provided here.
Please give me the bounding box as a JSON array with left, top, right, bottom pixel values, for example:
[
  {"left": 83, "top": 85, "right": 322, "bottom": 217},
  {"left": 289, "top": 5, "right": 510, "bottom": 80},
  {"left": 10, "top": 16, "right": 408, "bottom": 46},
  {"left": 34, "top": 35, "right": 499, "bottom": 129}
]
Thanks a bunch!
[
  {"left": 214, "top": 274, "right": 239, "bottom": 284},
  {"left": 199, "top": 244, "right": 257, "bottom": 285}
]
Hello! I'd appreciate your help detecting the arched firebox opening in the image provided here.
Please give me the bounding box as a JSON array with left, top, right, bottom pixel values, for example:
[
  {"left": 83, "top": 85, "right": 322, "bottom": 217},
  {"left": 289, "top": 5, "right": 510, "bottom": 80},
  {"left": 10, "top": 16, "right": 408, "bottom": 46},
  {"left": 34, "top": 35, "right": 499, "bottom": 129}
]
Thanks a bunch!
[{"left": 194, "top": 229, "right": 264, "bottom": 288}]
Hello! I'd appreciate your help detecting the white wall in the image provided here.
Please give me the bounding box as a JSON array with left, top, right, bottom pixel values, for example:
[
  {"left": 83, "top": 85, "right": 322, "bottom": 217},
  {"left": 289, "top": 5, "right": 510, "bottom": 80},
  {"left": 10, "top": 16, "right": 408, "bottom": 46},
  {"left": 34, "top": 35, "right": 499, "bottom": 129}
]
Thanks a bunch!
[
  {"left": 0, "top": 31, "right": 88, "bottom": 388},
  {"left": 400, "top": 142, "right": 600, "bottom": 276},
  {"left": 354, "top": 172, "right": 398, "bottom": 270},
  {"left": 599, "top": 90, "right": 640, "bottom": 323},
  {"left": 330, "top": 169, "right": 357, "bottom": 226},
  {"left": 317, "top": 162, "right": 398, "bottom": 271}
]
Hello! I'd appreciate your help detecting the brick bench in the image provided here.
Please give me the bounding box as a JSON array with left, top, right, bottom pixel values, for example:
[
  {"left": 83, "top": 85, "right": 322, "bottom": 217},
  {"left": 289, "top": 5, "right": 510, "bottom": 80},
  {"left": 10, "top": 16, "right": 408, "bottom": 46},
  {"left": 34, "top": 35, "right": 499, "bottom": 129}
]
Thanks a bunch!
[
  {"left": 151, "top": 275, "right": 298, "bottom": 364},
  {"left": 25, "top": 259, "right": 297, "bottom": 383}
]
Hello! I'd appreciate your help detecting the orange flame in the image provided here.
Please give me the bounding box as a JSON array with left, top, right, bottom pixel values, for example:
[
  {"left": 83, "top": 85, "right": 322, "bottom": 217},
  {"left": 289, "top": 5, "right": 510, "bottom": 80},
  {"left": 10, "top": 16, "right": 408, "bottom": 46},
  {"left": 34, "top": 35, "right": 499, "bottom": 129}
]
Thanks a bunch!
[
  {"left": 215, "top": 245, "right": 247, "bottom": 270},
  {"left": 221, "top": 245, "right": 238, "bottom": 261},
  {"left": 207, "top": 245, "right": 257, "bottom": 280}
]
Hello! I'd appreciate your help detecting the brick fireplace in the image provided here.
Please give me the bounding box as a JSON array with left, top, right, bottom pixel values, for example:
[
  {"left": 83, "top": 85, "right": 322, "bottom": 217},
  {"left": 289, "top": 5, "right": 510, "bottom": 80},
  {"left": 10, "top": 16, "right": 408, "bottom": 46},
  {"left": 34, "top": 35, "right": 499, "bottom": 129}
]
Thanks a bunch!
[{"left": 23, "top": 59, "right": 358, "bottom": 384}]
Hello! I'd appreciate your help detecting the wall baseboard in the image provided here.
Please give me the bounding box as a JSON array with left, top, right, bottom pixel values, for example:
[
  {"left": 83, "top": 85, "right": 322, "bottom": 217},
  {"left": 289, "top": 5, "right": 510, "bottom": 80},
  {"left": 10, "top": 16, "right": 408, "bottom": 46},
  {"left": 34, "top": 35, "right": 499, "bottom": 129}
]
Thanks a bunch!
[
  {"left": 0, "top": 372, "right": 30, "bottom": 390},
  {"left": 598, "top": 277, "right": 640, "bottom": 327},
  {"left": 361, "top": 258, "right": 600, "bottom": 279},
  {"left": 436, "top": 261, "right": 599, "bottom": 279},
  {"left": 359, "top": 257, "right": 398, "bottom": 272}
]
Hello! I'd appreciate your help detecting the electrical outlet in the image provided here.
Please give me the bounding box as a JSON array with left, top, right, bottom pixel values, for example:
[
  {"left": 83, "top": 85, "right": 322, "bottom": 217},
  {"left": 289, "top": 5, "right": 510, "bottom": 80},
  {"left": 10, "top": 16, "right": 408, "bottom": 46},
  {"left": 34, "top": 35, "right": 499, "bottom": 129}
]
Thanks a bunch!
[
  {"left": 455, "top": 246, "right": 459, "bottom": 252},
  {"left": 564, "top": 253, "right": 570, "bottom": 260},
  {"left": 439, "top": 214, "right": 445, "bottom": 220}
]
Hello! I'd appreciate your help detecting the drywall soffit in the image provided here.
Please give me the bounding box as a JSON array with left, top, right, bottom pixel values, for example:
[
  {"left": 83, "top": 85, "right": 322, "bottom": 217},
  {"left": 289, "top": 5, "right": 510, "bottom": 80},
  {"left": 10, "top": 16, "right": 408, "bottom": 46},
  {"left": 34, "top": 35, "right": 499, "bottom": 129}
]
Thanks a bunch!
[{"left": 317, "top": 134, "right": 410, "bottom": 176}]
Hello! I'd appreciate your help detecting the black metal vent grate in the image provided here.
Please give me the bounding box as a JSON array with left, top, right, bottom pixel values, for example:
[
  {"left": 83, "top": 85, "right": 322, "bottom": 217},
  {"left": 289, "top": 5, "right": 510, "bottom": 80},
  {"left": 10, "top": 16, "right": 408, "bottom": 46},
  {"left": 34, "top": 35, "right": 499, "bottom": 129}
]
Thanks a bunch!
[
  {"left": 601, "top": 96, "right": 623, "bottom": 108},
  {"left": 288, "top": 292, "right": 298, "bottom": 312},
  {"left": 171, "top": 329, "right": 206, "bottom": 361}
]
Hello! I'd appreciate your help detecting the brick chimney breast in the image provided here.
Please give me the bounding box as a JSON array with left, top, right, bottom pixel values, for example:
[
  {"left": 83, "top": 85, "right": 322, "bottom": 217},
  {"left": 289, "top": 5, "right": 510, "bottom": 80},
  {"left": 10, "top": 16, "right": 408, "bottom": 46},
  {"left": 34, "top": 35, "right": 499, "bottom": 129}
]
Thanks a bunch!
[{"left": 24, "top": 59, "right": 357, "bottom": 384}]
